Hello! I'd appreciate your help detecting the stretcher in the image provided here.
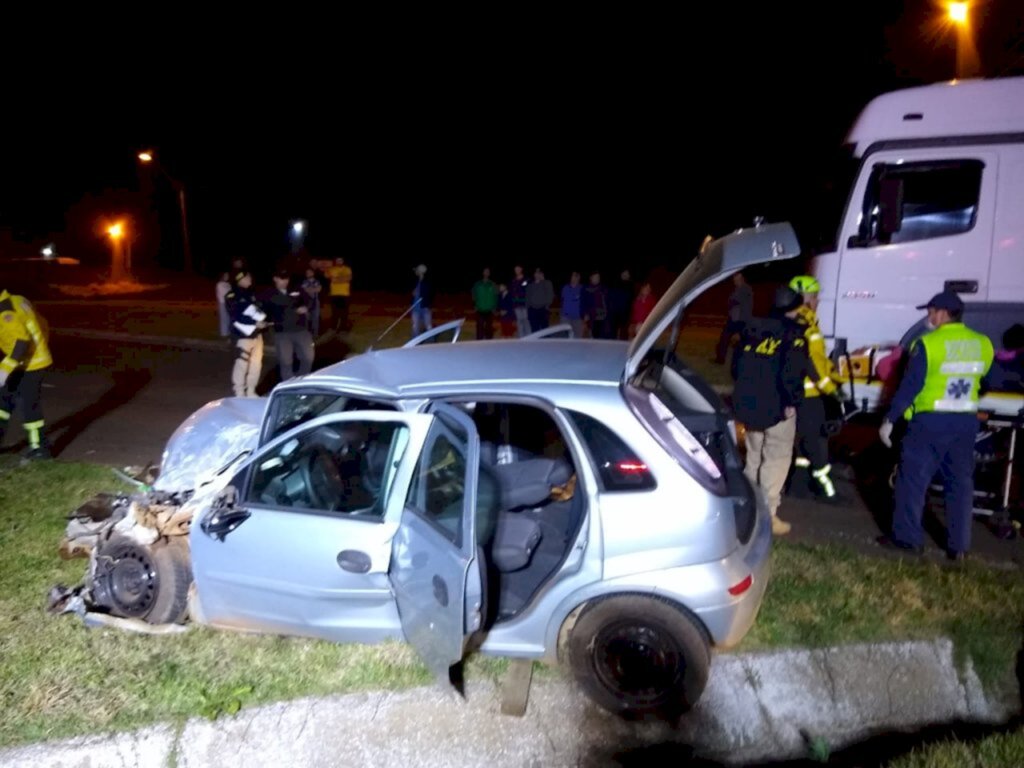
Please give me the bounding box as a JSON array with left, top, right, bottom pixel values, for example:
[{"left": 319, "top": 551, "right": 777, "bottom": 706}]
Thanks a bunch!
[{"left": 969, "top": 411, "right": 1022, "bottom": 523}]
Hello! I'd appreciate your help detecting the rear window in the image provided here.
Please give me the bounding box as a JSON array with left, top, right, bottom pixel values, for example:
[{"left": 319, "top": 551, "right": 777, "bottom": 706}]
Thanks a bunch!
[{"left": 565, "top": 410, "right": 656, "bottom": 491}]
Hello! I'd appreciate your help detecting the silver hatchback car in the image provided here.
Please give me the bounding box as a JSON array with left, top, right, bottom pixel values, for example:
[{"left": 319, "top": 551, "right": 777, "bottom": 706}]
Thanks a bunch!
[{"left": 69, "top": 222, "right": 800, "bottom": 717}]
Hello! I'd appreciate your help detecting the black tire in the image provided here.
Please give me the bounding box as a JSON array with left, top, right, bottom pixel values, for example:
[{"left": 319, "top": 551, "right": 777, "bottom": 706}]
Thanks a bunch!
[
  {"left": 567, "top": 595, "right": 710, "bottom": 717},
  {"left": 93, "top": 536, "right": 192, "bottom": 624},
  {"left": 146, "top": 538, "right": 192, "bottom": 624}
]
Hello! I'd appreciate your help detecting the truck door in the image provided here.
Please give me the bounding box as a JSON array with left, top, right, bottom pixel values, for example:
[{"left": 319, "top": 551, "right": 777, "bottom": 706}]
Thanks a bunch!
[{"left": 833, "top": 150, "right": 997, "bottom": 349}]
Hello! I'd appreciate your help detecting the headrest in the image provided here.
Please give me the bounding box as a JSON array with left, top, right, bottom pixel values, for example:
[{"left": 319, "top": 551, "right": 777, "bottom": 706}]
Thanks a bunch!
[{"left": 493, "top": 457, "right": 574, "bottom": 509}]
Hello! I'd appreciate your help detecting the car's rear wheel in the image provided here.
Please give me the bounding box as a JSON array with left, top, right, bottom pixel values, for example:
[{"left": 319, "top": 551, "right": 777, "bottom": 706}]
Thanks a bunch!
[
  {"left": 567, "top": 595, "right": 710, "bottom": 717},
  {"left": 92, "top": 536, "right": 191, "bottom": 624}
]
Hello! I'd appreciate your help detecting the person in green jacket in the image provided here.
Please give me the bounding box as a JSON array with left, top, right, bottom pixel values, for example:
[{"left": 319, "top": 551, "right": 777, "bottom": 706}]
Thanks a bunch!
[{"left": 471, "top": 267, "right": 499, "bottom": 340}]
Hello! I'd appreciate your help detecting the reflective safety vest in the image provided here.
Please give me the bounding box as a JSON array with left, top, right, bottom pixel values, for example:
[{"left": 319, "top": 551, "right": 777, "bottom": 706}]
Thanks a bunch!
[
  {"left": 906, "top": 322, "right": 993, "bottom": 420},
  {"left": 0, "top": 290, "right": 52, "bottom": 374},
  {"left": 794, "top": 304, "right": 837, "bottom": 398}
]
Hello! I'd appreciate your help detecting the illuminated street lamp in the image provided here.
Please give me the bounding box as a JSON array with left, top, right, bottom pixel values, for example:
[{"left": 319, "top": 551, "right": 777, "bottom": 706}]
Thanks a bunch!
[
  {"left": 106, "top": 220, "right": 130, "bottom": 282},
  {"left": 40, "top": 244, "right": 55, "bottom": 259},
  {"left": 136, "top": 149, "right": 193, "bottom": 273},
  {"left": 946, "top": 1, "right": 977, "bottom": 78},
  {"left": 290, "top": 220, "right": 307, "bottom": 254},
  {"left": 948, "top": 1, "right": 968, "bottom": 24}
]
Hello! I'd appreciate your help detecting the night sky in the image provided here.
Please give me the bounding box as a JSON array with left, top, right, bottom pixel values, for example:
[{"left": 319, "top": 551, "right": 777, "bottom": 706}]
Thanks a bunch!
[{"left": 2, "top": 3, "right": 1022, "bottom": 291}]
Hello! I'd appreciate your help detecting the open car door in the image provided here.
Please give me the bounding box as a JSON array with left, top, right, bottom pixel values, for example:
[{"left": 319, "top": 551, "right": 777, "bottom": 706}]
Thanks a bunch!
[
  {"left": 389, "top": 401, "right": 485, "bottom": 687},
  {"left": 403, "top": 318, "right": 465, "bottom": 347}
]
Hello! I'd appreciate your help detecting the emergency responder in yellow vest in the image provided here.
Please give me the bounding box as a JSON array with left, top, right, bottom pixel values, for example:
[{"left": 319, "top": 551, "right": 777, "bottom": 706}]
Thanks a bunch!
[
  {"left": 326, "top": 257, "right": 353, "bottom": 333},
  {"left": 877, "top": 291, "right": 993, "bottom": 561},
  {"left": 0, "top": 289, "right": 53, "bottom": 459},
  {"left": 787, "top": 275, "right": 841, "bottom": 499}
]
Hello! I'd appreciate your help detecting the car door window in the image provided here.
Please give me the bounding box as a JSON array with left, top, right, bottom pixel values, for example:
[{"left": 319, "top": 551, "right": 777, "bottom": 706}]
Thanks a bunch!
[
  {"left": 248, "top": 420, "right": 409, "bottom": 517},
  {"left": 404, "top": 420, "right": 468, "bottom": 547}
]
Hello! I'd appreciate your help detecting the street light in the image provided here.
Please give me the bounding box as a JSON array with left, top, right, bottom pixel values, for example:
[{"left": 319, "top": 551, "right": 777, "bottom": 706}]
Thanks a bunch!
[
  {"left": 290, "top": 220, "right": 307, "bottom": 254},
  {"left": 105, "top": 220, "right": 130, "bottom": 282},
  {"left": 40, "top": 244, "right": 55, "bottom": 259},
  {"left": 136, "top": 149, "right": 193, "bottom": 273},
  {"left": 946, "top": 1, "right": 978, "bottom": 78}
]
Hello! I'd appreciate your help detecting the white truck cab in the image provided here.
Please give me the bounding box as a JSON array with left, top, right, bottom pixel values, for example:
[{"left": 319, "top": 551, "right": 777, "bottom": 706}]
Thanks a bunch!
[{"left": 812, "top": 76, "right": 1024, "bottom": 416}]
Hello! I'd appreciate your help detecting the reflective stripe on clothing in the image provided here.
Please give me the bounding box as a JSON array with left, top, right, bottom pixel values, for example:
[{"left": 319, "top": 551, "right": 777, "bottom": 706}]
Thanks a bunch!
[
  {"left": 906, "top": 322, "right": 993, "bottom": 420},
  {"left": 0, "top": 293, "right": 52, "bottom": 372},
  {"left": 811, "top": 463, "right": 836, "bottom": 497},
  {"left": 794, "top": 305, "right": 837, "bottom": 397}
]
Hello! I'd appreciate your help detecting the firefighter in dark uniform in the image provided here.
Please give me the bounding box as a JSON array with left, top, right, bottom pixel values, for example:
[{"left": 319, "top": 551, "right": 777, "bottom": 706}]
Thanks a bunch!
[
  {"left": 0, "top": 289, "right": 53, "bottom": 459},
  {"left": 877, "top": 291, "right": 994, "bottom": 560},
  {"left": 732, "top": 286, "right": 809, "bottom": 535},
  {"left": 788, "top": 275, "right": 842, "bottom": 499}
]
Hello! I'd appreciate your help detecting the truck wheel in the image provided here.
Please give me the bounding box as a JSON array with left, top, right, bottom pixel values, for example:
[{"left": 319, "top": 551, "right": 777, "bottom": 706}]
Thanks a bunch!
[
  {"left": 567, "top": 595, "right": 710, "bottom": 717},
  {"left": 93, "top": 536, "right": 192, "bottom": 624}
]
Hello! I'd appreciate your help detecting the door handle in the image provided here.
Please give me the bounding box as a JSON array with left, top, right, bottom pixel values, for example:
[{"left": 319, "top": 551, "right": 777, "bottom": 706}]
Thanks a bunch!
[
  {"left": 337, "top": 550, "right": 371, "bottom": 574},
  {"left": 944, "top": 279, "right": 978, "bottom": 294},
  {"left": 432, "top": 575, "right": 449, "bottom": 607}
]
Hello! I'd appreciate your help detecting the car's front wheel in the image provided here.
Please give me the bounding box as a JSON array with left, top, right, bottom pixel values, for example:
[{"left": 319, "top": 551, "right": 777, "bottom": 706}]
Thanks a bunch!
[
  {"left": 91, "top": 536, "right": 191, "bottom": 624},
  {"left": 567, "top": 595, "right": 710, "bottom": 717}
]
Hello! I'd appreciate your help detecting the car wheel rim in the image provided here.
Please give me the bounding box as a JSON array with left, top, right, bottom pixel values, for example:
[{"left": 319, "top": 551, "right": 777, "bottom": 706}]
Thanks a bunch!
[
  {"left": 592, "top": 621, "right": 683, "bottom": 706},
  {"left": 108, "top": 547, "right": 159, "bottom": 617}
]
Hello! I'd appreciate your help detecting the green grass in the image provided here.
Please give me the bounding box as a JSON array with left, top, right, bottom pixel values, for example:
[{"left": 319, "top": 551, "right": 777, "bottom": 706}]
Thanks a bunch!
[
  {"left": 0, "top": 459, "right": 507, "bottom": 747},
  {"left": 8, "top": 461, "right": 1014, "bottom": 750},
  {"left": 886, "top": 725, "right": 1024, "bottom": 767},
  {"left": 744, "top": 543, "right": 1024, "bottom": 689}
]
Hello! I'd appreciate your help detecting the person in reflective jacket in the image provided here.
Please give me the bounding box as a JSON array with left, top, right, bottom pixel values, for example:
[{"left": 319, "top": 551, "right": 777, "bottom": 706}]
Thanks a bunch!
[
  {"left": 0, "top": 289, "right": 52, "bottom": 459},
  {"left": 788, "top": 275, "right": 843, "bottom": 500},
  {"left": 877, "top": 291, "right": 993, "bottom": 560}
]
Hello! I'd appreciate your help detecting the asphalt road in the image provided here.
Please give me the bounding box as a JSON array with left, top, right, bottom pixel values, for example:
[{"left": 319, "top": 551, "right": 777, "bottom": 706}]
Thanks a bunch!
[
  {"left": 4, "top": 330, "right": 1021, "bottom": 568},
  {"left": 2, "top": 333, "right": 354, "bottom": 466}
]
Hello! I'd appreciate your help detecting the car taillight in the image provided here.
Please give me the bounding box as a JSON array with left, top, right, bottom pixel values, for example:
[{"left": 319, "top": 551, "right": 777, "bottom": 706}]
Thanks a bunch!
[
  {"left": 728, "top": 574, "right": 753, "bottom": 596},
  {"left": 604, "top": 459, "right": 654, "bottom": 487},
  {"left": 615, "top": 461, "right": 648, "bottom": 473}
]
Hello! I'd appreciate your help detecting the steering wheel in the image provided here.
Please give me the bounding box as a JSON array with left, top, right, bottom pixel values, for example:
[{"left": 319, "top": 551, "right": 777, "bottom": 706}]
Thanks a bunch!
[{"left": 307, "top": 449, "right": 344, "bottom": 510}]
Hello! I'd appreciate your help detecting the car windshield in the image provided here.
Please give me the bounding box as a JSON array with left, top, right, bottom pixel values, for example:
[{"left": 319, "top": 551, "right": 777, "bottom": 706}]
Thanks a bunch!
[{"left": 265, "top": 392, "right": 396, "bottom": 442}]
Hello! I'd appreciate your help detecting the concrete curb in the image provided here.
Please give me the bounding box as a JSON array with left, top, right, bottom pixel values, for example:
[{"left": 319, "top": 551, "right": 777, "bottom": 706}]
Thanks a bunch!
[{"left": 1, "top": 638, "right": 1018, "bottom": 767}]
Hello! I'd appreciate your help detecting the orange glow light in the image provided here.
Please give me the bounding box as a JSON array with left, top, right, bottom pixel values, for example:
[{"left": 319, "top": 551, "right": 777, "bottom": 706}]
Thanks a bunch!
[{"left": 948, "top": 1, "right": 968, "bottom": 24}]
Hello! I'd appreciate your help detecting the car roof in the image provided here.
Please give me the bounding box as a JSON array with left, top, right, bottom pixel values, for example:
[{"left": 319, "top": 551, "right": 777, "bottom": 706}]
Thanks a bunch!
[{"left": 295, "top": 339, "right": 628, "bottom": 397}]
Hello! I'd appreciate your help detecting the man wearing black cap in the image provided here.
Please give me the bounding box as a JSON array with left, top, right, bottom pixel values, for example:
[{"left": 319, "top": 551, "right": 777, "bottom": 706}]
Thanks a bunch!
[
  {"left": 731, "top": 286, "right": 809, "bottom": 535},
  {"left": 225, "top": 271, "right": 267, "bottom": 397},
  {"left": 877, "top": 290, "right": 994, "bottom": 560}
]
